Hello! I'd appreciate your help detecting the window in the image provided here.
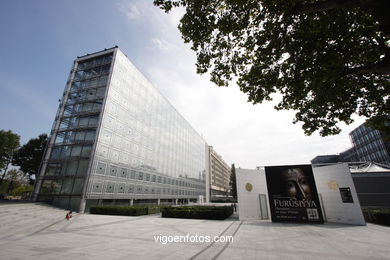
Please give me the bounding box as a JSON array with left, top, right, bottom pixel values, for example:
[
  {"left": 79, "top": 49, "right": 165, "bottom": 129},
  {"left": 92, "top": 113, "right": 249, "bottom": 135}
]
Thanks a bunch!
[
  {"left": 45, "top": 163, "right": 61, "bottom": 176},
  {"left": 118, "top": 183, "right": 125, "bottom": 193},
  {"left": 64, "top": 161, "right": 78, "bottom": 176},
  {"left": 110, "top": 165, "right": 117, "bottom": 176},
  {"left": 120, "top": 168, "right": 127, "bottom": 178},
  {"left": 70, "top": 146, "right": 82, "bottom": 157},
  {"left": 130, "top": 170, "right": 136, "bottom": 179},
  {"left": 81, "top": 145, "right": 92, "bottom": 157},
  {"left": 92, "top": 182, "right": 102, "bottom": 193},
  {"left": 72, "top": 179, "right": 84, "bottom": 194},
  {"left": 127, "top": 185, "right": 134, "bottom": 193},
  {"left": 85, "top": 131, "right": 96, "bottom": 141},
  {"left": 50, "top": 147, "right": 62, "bottom": 160},
  {"left": 77, "top": 160, "right": 89, "bottom": 176},
  {"left": 105, "top": 182, "right": 115, "bottom": 193},
  {"left": 60, "top": 178, "right": 74, "bottom": 194},
  {"left": 96, "top": 162, "right": 106, "bottom": 175}
]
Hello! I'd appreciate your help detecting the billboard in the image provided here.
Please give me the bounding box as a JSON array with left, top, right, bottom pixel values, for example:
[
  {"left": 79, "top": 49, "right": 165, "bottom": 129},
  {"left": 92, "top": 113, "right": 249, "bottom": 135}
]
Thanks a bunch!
[{"left": 265, "top": 165, "right": 324, "bottom": 223}]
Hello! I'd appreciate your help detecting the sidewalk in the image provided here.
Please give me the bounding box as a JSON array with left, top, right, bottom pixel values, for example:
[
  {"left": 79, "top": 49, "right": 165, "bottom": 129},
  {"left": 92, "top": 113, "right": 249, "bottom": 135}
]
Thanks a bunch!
[{"left": 1, "top": 202, "right": 390, "bottom": 259}]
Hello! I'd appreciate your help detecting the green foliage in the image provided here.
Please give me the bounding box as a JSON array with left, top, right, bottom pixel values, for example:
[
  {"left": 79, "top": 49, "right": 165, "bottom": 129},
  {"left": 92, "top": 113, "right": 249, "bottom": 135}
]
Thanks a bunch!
[
  {"left": 154, "top": 0, "right": 390, "bottom": 136},
  {"left": 1, "top": 169, "right": 27, "bottom": 195},
  {"left": 5, "top": 169, "right": 26, "bottom": 183},
  {"left": 12, "top": 134, "right": 48, "bottom": 183},
  {"left": 362, "top": 208, "right": 390, "bottom": 226},
  {"left": 161, "top": 205, "right": 233, "bottom": 220},
  {"left": 89, "top": 205, "right": 164, "bottom": 216},
  {"left": 229, "top": 164, "right": 237, "bottom": 201},
  {"left": 10, "top": 185, "right": 33, "bottom": 196},
  {"left": 0, "top": 180, "right": 20, "bottom": 194},
  {"left": 0, "top": 130, "right": 20, "bottom": 169}
]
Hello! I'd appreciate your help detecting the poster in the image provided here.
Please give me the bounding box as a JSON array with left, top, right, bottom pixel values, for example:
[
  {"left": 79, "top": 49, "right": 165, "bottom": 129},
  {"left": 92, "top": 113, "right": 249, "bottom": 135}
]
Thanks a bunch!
[
  {"left": 265, "top": 165, "right": 324, "bottom": 223},
  {"left": 339, "top": 187, "right": 354, "bottom": 203}
]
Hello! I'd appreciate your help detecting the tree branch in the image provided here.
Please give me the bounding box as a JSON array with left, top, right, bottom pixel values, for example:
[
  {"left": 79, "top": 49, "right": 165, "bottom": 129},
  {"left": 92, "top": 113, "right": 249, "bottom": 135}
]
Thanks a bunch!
[
  {"left": 290, "top": 0, "right": 390, "bottom": 35},
  {"left": 290, "top": 0, "right": 358, "bottom": 15},
  {"left": 343, "top": 56, "right": 390, "bottom": 75}
]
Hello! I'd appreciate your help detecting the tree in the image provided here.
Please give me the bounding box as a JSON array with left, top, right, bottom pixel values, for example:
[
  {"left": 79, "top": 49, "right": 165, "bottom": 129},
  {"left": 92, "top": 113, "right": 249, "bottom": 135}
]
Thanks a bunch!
[
  {"left": 4, "top": 169, "right": 26, "bottom": 194},
  {"left": 12, "top": 134, "right": 48, "bottom": 185},
  {"left": 0, "top": 130, "right": 20, "bottom": 186},
  {"left": 229, "top": 163, "right": 237, "bottom": 201},
  {"left": 154, "top": 0, "right": 390, "bottom": 136}
]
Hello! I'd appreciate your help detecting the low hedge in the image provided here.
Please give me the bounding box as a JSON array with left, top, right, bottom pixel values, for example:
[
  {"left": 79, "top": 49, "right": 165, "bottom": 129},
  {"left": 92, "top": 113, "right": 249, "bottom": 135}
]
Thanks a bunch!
[
  {"left": 362, "top": 208, "right": 390, "bottom": 226},
  {"left": 90, "top": 205, "right": 164, "bottom": 216},
  {"left": 161, "top": 205, "right": 233, "bottom": 220}
]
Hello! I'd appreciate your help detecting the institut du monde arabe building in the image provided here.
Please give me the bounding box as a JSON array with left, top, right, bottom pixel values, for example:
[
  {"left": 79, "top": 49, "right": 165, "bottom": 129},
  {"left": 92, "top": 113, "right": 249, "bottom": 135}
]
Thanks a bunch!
[{"left": 32, "top": 46, "right": 230, "bottom": 213}]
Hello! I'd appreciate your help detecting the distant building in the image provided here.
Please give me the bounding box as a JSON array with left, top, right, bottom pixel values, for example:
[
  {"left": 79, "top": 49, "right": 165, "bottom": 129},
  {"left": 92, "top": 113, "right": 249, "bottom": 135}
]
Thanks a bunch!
[
  {"left": 311, "top": 155, "right": 339, "bottom": 164},
  {"left": 205, "top": 146, "right": 231, "bottom": 202},
  {"left": 350, "top": 124, "right": 390, "bottom": 166},
  {"left": 311, "top": 122, "right": 390, "bottom": 166},
  {"left": 350, "top": 162, "right": 390, "bottom": 208},
  {"left": 339, "top": 147, "right": 358, "bottom": 162}
]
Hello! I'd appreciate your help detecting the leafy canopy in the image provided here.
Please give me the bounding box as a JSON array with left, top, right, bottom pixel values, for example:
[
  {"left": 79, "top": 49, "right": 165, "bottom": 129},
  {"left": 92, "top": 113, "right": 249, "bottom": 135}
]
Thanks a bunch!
[
  {"left": 0, "top": 130, "right": 20, "bottom": 169},
  {"left": 12, "top": 134, "right": 48, "bottom": 182},
  {"left": 154, "top": 0, "right": 390, "bottom": 136}
]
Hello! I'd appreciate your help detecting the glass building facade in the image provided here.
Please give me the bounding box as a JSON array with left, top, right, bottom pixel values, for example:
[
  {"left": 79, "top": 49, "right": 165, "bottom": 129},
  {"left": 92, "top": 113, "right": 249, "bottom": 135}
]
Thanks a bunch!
[
  {"left": 311, "top": 123, "right": 390, "bottom": 166},
  {"left": 33, "top": 47, "right": 206, "bottom": 212},
  {"left": 350, "top": 124, "right": 390, "bottom": 166}
]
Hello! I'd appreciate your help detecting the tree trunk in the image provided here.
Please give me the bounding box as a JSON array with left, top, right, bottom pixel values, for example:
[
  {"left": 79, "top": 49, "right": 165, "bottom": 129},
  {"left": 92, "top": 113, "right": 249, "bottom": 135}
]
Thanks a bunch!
[
  {"left": 0, "top": 161, "right": 10, "bottom": 187},
  {"left": 6, "top": 180, "right": 14, "bottom": 194}
]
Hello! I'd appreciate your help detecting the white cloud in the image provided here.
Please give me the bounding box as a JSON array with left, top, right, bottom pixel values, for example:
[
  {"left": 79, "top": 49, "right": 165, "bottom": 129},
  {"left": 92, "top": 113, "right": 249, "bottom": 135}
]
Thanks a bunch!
[
  {"left": 117, "top": 2, "right": 141, "bottom": 20},
  {"left": 123, "top": 1, "right": 367, "bottom": 169},
  {"left": 150, "top": 38, "right": 178, "bottom": 52}
]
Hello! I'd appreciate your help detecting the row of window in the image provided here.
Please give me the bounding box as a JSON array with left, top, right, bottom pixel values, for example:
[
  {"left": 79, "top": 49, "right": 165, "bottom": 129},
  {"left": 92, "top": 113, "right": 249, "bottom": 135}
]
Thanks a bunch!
[
  {"left": 63, "top": 102, "right": 102, "bottom": 117},
  {"left": 358, "top": 148, "right": 389, "bottom": 164},
  {"left": 45, "top": 159, "right": 90, "bottom": 177},
  {"left": 74, "top": 64, "right": 111, "bottom": 81},
  {"left": 50, "top": 145, "right": 93, "bottom": 160},
  {"left": 55, "top": 130, "right": 96, "bottom": 145},
  {"left": 71, "top": 75, "right": 109, "bottom": 90},
  {"left": 95, "top": 144, "right": 202, "bottom": 179},
  {"left": 95, "top": 162, "right": 205, "bottom": 189},
  {"left": 40, "top": 178, "right": 84, "bottom": 195},
  {"left": 77, "top": 54, "right": 112, "bottom": 71},
  {"left": 59, "top": 115, "right": 99, "bottom": 130},
  {"left": 92, "top": 181, "right": 204, "bottom": 196},
  {"left": 67, "top": 87, "right": 106, "bottom": 104}
]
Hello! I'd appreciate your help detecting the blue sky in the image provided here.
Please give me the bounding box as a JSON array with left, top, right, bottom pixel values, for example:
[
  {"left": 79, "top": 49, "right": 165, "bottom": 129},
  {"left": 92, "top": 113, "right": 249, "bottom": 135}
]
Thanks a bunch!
[
  {"left": 0, "top": 0, "right": 181, "bottom": 142},
  {"left": 0, "top": 0, "right": 365, "bottom": 168}
]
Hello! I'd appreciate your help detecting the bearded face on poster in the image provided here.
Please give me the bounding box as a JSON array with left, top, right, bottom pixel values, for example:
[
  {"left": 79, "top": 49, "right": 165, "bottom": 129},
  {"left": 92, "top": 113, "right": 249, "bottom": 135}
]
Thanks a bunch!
[
  {"left": 280, "top": 168, "right": 312, "bottom": 202},
  {"left": 265, "top": 164, "right": 324, "bottom": 223}
]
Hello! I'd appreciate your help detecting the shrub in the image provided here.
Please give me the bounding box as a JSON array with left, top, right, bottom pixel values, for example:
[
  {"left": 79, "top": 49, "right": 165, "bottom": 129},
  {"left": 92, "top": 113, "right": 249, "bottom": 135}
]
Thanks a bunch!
[
  {"left": 11, "top": 185, "right": 33, "bottom": 196},
  {"left": 161, "top": 205, "right": 233, "bottom": 220},
  {"left": 362, "top": 208, "right": 390, "bottom": 227},
  {"left": 89, "top": 205, "right": 165, "bottom": 216}
]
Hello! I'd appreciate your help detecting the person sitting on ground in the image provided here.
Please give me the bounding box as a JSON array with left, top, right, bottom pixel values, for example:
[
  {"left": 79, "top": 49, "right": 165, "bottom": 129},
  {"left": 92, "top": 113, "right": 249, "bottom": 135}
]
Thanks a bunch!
[{"left": 65, "top": 211, "right": 73, "bottom": 220}]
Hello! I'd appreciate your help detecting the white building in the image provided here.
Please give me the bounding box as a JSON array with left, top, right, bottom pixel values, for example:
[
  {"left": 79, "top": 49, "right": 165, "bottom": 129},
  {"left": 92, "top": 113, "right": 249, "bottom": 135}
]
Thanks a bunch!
[{"left": 236, "top": 163, "right": 366, "bottom": 225}]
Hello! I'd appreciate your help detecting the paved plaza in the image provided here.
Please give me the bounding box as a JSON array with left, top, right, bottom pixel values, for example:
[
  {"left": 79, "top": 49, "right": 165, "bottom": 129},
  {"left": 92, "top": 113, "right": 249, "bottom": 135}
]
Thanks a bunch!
[{"left": 0, "top": 202, "right": 390, "bottom": 259}]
